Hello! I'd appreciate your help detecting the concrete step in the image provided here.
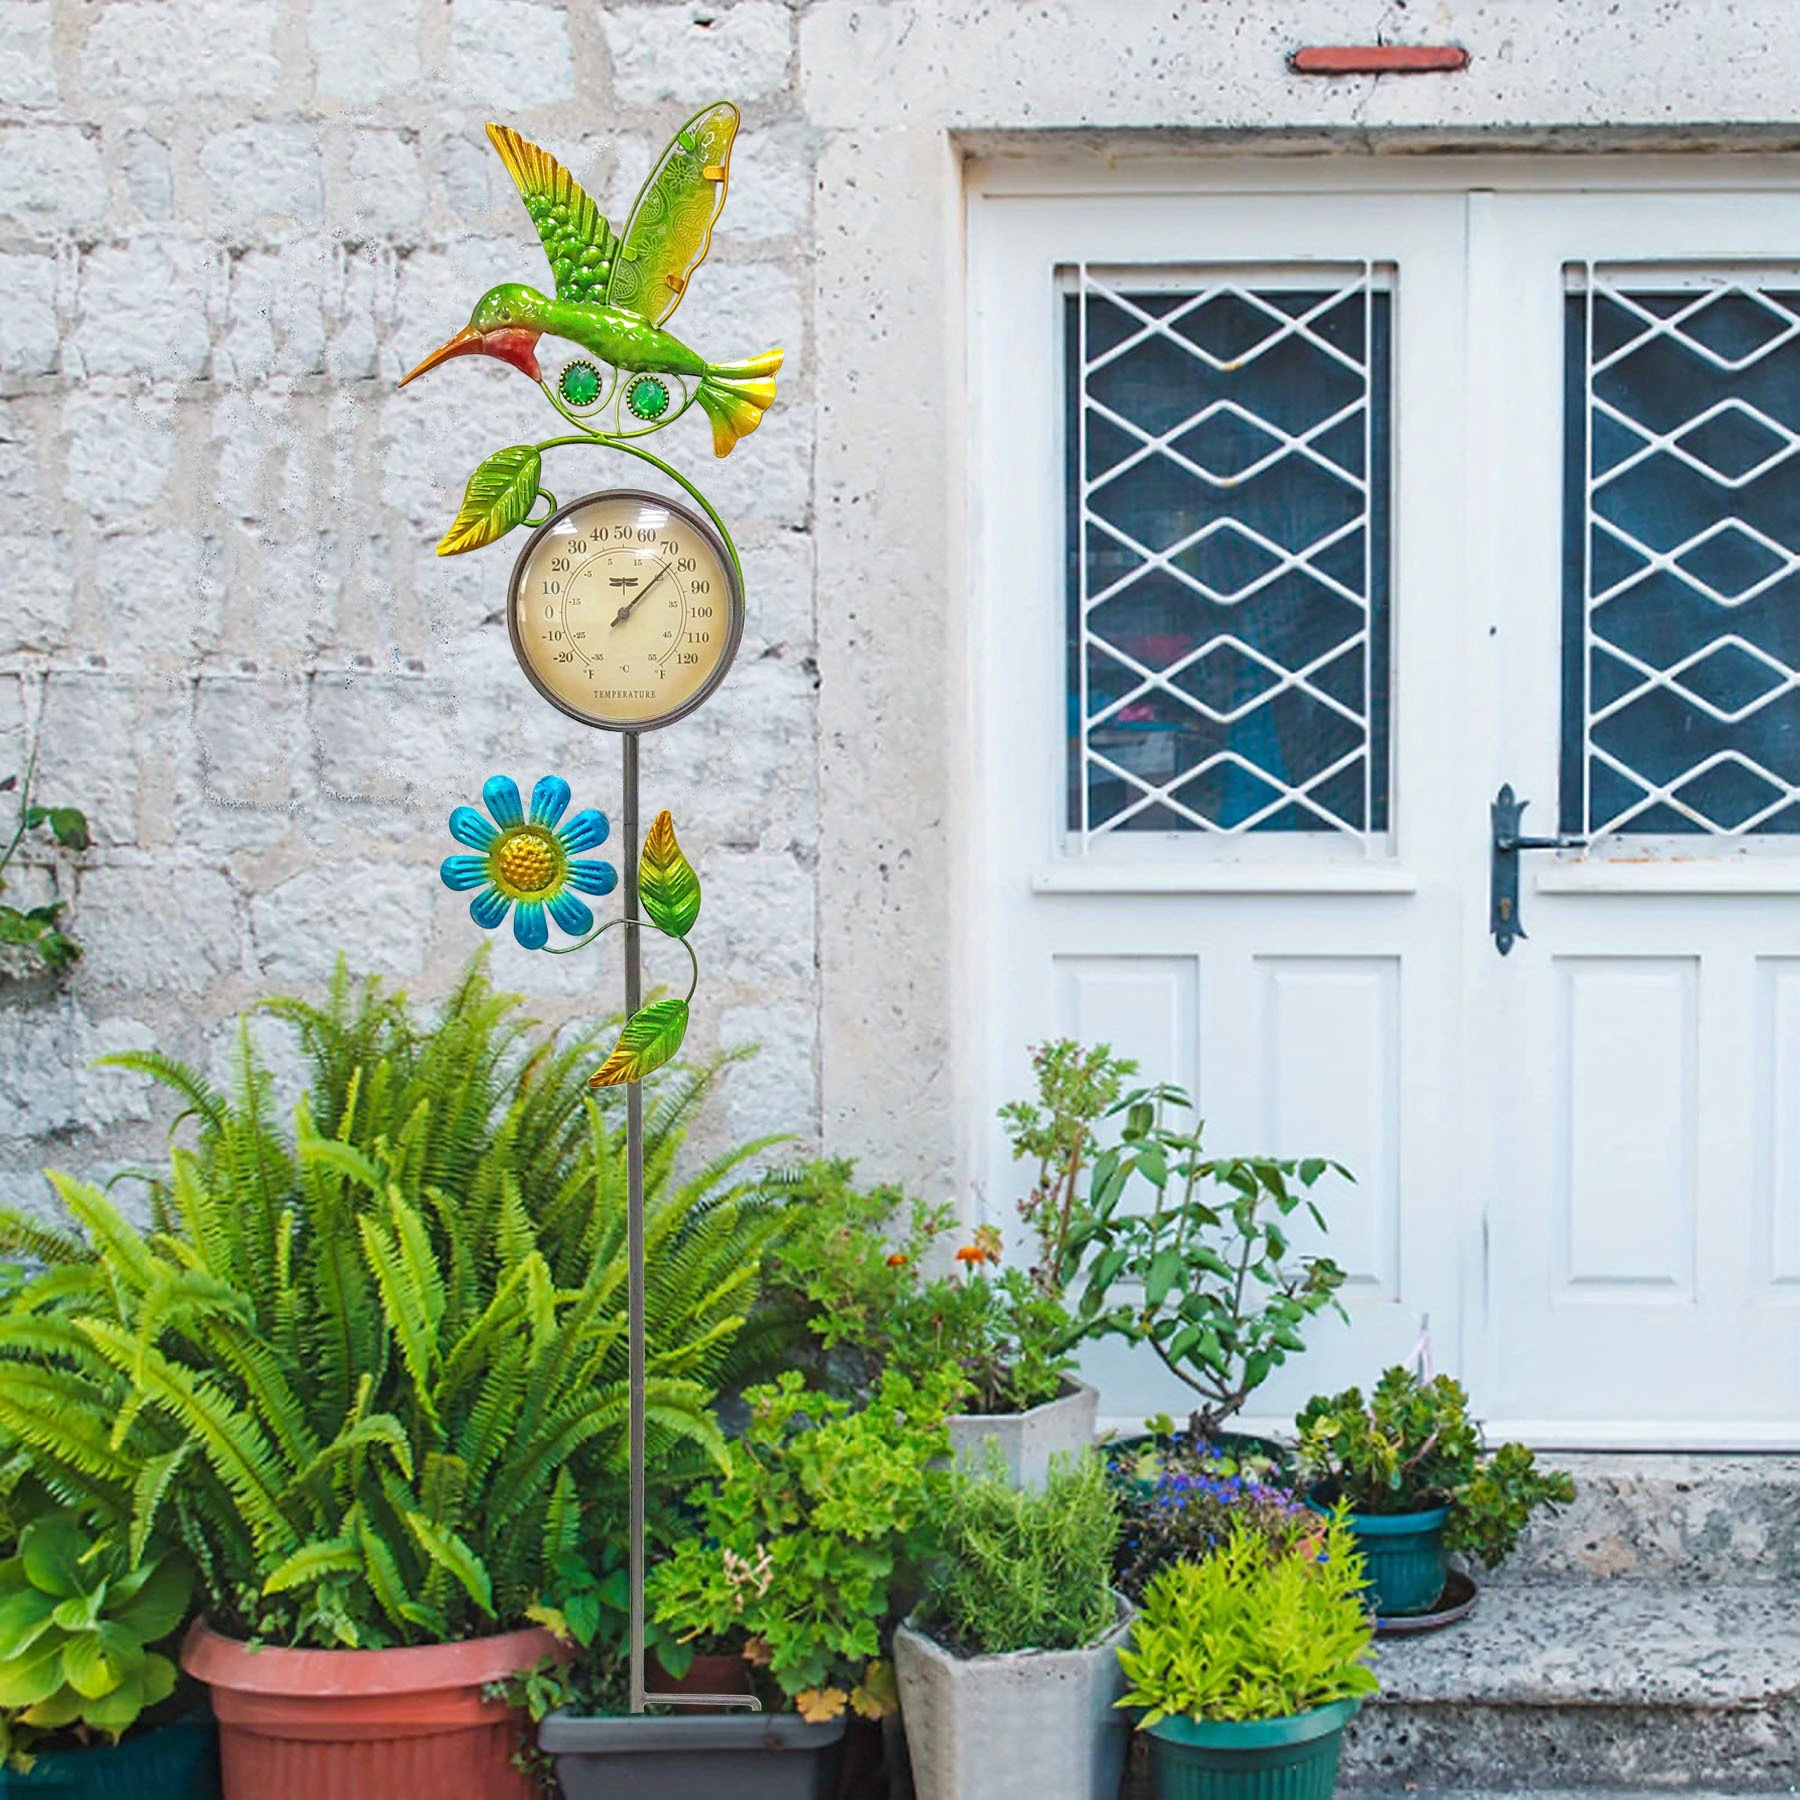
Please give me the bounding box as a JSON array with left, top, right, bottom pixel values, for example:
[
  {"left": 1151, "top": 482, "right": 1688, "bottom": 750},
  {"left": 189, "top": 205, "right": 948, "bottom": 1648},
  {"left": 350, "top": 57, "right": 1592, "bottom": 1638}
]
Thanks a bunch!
[
  {"left": 1340, "top": 1579, "right": 1800, "bottom": 1791},
  {"left": 1497, "top": 1455, "right": 1800, "bottom": 1586}
]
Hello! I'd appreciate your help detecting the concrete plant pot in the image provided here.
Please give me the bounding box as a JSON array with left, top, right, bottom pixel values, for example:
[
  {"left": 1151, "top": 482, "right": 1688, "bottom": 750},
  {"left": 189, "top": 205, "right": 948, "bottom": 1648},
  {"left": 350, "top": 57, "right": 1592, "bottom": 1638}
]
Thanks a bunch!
[
  {"left": 892, "top": 1600, "right": 1132, "bottom": 1800},
  {"left": 946, "top": 1376, "right": 1099, "bottom": 1491}
]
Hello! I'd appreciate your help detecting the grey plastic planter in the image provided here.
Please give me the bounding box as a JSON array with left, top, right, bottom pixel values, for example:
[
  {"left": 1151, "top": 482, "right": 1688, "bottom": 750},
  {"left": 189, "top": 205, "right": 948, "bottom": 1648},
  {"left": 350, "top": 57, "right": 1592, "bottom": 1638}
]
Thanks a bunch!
[
  {"left": 893, "top": 1601, "right": 1132, "bottom": 1800},
  {"left": 537, "top": 1709, "right": 845, "bottom": 1800},
  {"left": 946, "top": 1376, "right": 1099, "bottom": 1490}
]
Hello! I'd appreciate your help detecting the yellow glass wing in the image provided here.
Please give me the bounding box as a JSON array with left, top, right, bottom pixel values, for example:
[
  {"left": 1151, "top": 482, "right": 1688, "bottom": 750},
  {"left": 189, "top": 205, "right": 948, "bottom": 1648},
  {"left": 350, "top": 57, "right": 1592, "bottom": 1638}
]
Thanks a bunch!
[
  {"left": 486, "top": 123, "right": 617, "bottom": 306},
  {"left": 605, "top": 102, "right": 739, "bottom": 326}
]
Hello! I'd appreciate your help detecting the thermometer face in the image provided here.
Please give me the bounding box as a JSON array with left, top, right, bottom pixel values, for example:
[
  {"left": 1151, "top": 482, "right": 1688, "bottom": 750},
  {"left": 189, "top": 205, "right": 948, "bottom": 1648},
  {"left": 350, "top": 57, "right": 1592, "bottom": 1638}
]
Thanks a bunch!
[{"left": 506, "top": 489, "right": 743, "bottom": 731}]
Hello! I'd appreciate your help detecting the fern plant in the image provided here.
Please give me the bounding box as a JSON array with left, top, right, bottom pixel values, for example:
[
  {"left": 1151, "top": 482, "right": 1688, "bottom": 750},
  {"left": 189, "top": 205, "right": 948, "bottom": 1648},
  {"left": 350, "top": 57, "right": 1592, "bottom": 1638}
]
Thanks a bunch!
[{"left": 0, "top": 956, "right": 794, "bottom": 1649}]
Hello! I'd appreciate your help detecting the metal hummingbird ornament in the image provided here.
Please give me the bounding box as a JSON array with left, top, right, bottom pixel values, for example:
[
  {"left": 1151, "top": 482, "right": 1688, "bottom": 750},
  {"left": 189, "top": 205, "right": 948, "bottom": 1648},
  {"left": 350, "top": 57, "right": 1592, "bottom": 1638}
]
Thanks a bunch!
[{"left": 404, "top": 103, "right": 780, "bottom": 1716}]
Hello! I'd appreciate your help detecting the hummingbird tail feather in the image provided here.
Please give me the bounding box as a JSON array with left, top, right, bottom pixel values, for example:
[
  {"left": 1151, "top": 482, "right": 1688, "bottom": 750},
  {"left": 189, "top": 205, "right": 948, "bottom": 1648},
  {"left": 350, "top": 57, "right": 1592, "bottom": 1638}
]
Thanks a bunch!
[{"left": 697, "top": 348, "right": 783, "bottom": 457}]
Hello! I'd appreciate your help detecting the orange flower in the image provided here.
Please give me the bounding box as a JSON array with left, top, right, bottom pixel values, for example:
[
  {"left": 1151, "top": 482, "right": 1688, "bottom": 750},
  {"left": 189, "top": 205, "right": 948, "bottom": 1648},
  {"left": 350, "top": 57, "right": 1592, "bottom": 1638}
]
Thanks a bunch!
[
  {"left": 886, "top": 1252, "right": 908, "bottom": 1267},
  {"left": 953, "top": 1244, "right": 985, "bottom": 1265}
]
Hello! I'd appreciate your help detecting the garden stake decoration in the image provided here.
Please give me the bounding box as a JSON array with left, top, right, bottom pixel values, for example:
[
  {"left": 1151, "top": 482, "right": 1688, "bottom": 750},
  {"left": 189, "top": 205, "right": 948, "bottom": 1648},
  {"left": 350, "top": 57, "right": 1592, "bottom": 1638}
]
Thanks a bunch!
[{"left": 408, "top": 103, "right": 778, "bottom": 1716}]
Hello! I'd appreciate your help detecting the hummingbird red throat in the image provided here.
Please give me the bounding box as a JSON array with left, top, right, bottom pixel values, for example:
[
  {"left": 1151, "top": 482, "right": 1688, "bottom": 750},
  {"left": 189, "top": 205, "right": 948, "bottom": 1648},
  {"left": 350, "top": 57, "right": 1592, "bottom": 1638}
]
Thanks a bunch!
[{"left": 399, "top": 323, "right": 543, "bottom": 386}]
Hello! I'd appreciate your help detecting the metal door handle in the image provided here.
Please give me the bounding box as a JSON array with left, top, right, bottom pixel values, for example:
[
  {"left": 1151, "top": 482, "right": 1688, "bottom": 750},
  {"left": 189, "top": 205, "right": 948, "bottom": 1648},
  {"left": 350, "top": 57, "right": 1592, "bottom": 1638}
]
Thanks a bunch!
[{"left": 1490, "top": 783, "right": 1585, "bottom": 954}]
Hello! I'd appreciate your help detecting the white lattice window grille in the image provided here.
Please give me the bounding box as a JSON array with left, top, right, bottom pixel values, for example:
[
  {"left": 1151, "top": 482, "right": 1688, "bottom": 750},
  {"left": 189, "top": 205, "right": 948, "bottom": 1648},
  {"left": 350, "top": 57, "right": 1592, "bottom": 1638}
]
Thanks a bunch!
[
  {"left": 1064, "top": 263, "right": 1392, "bottom": 843},
  {"left": 1564, "top": 264, "right": 1800, "bottom": 836}
]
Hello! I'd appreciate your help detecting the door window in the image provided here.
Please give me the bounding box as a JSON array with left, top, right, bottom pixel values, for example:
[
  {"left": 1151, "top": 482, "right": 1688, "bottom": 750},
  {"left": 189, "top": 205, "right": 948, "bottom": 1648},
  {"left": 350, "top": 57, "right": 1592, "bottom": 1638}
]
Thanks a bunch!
[
  {"left": 1064, "top": 266, "right": 1392, "bottom": 842},
  {"left": 1562, "top": 266, "right": 1800, "bottom": 835}
]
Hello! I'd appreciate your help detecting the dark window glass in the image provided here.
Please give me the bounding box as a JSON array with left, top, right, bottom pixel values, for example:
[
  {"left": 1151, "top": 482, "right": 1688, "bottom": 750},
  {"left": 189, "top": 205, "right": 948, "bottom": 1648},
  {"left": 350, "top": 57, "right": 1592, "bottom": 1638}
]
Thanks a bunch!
[{"left": 1065, "top": 277, "right": 1391, "bottom": 836}]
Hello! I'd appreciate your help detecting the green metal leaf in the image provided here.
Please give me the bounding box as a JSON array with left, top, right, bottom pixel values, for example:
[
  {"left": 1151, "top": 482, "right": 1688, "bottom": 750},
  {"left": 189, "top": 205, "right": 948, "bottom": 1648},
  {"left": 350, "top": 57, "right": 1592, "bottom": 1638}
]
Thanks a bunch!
[
  {"left": 639, "top": 810, "right": 700, "bottom": 938},
  {"left": 588, "top": 999, "right": 689, "bottom": 1090},
  {"left": 436, "top": 445, "right": 541, "bottom": 557}
]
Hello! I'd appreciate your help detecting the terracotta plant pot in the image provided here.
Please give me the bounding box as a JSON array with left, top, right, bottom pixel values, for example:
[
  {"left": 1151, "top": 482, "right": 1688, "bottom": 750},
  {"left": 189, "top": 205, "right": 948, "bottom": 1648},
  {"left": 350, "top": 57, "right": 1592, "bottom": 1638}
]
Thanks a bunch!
[
  {"left": 182, "top": 1621, "right": 564, "bottom": 1800},
  {"left": 646, "top": 1650, "right": 755, "bottom": 1712}
]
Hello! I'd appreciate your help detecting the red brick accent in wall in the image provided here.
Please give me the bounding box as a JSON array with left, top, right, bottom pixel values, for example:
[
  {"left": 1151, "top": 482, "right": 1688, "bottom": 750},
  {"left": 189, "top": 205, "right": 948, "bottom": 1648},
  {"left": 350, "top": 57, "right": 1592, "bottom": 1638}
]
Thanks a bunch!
[{"left": 1290, "top": 44, "right": 1470, "bottom": 74}]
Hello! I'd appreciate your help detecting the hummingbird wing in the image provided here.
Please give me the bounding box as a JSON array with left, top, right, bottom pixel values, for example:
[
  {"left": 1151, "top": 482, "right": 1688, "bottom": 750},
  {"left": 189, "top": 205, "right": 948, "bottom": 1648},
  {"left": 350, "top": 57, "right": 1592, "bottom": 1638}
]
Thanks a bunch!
[
  {"left": 605, "top": 102, "right": 739, "bottom": 326},
  {"left": 486, "top": 123, "right": 618, "bottom": 305}
]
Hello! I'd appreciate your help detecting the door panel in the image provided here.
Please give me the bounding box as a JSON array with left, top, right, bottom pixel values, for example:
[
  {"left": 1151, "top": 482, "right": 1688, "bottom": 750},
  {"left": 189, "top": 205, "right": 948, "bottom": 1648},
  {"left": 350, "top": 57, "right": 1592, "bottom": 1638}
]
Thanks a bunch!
[
  {"left": 972, "top": 189, "right": 1470, "bottom": 1434},
  {"left": 972, "top": 168, "right": 1800, "bottom": 1444},
  {"left": 1473, "top": 193, "right": 1800, "bottom": 1441}
]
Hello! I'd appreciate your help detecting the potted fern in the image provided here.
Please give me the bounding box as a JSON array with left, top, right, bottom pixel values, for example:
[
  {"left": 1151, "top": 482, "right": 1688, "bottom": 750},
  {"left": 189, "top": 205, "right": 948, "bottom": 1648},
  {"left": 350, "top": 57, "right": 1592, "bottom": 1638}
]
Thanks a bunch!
[
  {"left": 893, "top": 1449, "right": 1131, "bottom": 1800},
  {"left": 1116, "top": 1514, "right": 1377, "bottom": 1800},
  {"left": 0, "top": 964, "right": 787, "bottom": 1800},
  {"left": 1296, "top": 1367, "right": 1575, "bottom": 1618},
  {"left": 0, "top": 1506, "right": 217, "bottom": 1797}
]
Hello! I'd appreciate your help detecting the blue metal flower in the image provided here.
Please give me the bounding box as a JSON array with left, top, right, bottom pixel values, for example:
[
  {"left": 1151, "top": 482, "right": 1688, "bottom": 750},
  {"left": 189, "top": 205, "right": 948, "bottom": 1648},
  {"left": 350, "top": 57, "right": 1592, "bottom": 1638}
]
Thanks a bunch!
[{"left": 441, "top": 774, "right": 617, "bottom": 950}]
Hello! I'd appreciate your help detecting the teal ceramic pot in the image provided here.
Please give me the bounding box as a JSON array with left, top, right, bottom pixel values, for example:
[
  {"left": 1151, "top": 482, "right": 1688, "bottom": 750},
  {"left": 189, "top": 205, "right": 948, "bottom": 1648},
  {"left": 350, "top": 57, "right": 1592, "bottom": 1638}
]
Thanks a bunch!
[
  {"left": 1342, "top": 1504, "right": 1451, "bottom": 1617},
  {"left": 0, "top": 1714, "right": 219, "bottom": 1798},
  {"left": 1142, "top": 1698, "right": 1360, "bottom": 1800}
]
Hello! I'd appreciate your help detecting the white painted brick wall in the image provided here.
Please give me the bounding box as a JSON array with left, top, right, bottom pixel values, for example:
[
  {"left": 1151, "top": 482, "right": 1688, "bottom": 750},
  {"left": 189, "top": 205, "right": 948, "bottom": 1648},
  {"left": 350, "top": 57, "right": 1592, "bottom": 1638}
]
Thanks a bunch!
[
  {"left": 0, "top": 0, "right": 820, "bottom": 1212},
  {"left": 1, "top": 0, "right": 1791, "bottom": 1219}
]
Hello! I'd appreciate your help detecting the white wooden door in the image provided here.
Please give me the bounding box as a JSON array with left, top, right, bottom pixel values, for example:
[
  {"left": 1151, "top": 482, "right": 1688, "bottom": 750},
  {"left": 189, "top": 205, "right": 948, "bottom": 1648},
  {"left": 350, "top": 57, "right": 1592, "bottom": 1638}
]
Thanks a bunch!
[
  {"left": 1468, "top": 190, "right": 1800, "bottom": 1445},
  {"left": 968, "top": 162, "right": 1800, "bottom": 1446}
]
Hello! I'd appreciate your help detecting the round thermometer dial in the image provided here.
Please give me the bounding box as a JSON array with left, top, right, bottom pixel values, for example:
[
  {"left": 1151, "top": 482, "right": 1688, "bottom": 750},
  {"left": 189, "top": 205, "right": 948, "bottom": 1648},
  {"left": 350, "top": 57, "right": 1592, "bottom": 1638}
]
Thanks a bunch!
[{"left": 507, "top": 489, "right": 743, "bottom": 732}]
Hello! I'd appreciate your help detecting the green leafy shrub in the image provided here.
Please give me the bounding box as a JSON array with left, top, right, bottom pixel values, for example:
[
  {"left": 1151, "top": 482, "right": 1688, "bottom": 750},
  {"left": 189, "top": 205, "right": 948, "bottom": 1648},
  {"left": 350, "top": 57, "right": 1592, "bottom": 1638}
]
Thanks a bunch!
[
  {"left": 0, "top": 755, "right": 89, "bottom": 972},
  {"left": 916, "top": 1450, "right": 1119, "bottom": 1657},
  {"left": 0, "top": 1510, "right": 190, "bottom": 1769},
  {"left": 0, "top": 958, "right": 790, "bottom": 1649},
  {"left": 1066, "top": 1083, "right": 1349, "bottom": 1438},
  {"left": 1115, "top": 1516, "right": 1377, "bottom": 1727},
  {"left": 648, "top": 1367, "right": 961, "bottom": 1721},
  {"left": 1295, "top": 1366, "right": 1576, "bottom": 1568},
  {"left": 759, "top": 1162, "right": 1070, "bottom": 1413}
]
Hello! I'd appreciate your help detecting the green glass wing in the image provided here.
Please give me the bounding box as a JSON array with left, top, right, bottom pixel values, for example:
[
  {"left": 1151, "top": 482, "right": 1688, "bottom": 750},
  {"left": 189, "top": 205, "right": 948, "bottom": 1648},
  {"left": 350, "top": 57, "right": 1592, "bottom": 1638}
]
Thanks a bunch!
[
  {"left": 486, "top": 123, "right": 617, "bottom": 306},
  {"left": 605, "top": 102, "right": 739, "bottom": 326}
]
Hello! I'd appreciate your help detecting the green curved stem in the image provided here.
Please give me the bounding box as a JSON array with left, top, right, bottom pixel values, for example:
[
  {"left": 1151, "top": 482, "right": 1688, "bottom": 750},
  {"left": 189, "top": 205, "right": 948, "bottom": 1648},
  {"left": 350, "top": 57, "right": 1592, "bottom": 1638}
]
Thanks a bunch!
[
  {"left": 525, "top": 433, "right": 745, "bottom": 620},
  {"left": 544, "top": 913, "right": 700, "bottom": 1007}
]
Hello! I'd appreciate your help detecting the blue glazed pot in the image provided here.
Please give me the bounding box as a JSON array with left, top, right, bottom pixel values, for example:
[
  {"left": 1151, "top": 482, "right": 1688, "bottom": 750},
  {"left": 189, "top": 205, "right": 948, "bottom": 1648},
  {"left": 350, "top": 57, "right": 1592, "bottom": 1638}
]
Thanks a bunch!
[
  {"left": 0, "top": 1714, "right": 220, "bottom": 1798},
  {"left": 1142, "top": 1698, "right": 1361, "bottom": 1800},
  {"left": 1342, "top": 1504, "right": 1451, "bottom": 1617}
]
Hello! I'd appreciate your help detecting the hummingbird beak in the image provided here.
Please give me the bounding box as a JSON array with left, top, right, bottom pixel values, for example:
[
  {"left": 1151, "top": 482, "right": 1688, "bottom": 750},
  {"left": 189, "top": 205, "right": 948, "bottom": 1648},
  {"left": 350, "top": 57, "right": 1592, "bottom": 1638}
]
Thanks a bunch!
[{"left": 398, "top": 325, "right": 543, "bottom": 387}]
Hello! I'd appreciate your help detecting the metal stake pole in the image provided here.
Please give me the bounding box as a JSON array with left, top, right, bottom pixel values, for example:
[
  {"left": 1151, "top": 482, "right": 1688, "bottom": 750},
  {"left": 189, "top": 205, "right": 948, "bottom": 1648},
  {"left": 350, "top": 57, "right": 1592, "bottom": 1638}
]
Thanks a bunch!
[{"left": 624, "top": 730, "right": 647, "bottom": 1717}]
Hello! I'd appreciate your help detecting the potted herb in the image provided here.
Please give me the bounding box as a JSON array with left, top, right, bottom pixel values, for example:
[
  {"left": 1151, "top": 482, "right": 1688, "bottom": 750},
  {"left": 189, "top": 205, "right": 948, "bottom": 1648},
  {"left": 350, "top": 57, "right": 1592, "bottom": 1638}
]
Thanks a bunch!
[
  {"left": 1116, "top": 1515, "right": 1377, "bottom": 1800},
  {"left": 1066, "top": 1081, "right": 1349, "bottom": 1447},
  {"left": 761, "top": 1161, "right": 1093, "bottom": 1488},
  {"left": 0, "top": 1508, "right": 217, "bottom": 1797},
  {"left": 1296, "top": 1366, "right": 1576, "bottom": 1617},
  {"left": 0, "top": 965, "right": 782, "bottom": 1800},
  {"left": 536, "top": 1369, "right": 958, "bottom": 1799},
  {"left": 894, "top": 1450, "right": 1130, "bottom": 1800}
]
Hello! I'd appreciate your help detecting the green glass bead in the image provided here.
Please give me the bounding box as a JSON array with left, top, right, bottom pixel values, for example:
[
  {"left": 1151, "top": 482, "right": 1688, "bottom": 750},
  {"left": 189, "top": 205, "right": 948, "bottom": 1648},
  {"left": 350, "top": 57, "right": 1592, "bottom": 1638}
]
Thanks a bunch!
[
  {"left": 628, "top": 376, "right": 671, "bottom": 421},
  {"left": 559, "top": 361, "right": 602, "bottom": 407}
]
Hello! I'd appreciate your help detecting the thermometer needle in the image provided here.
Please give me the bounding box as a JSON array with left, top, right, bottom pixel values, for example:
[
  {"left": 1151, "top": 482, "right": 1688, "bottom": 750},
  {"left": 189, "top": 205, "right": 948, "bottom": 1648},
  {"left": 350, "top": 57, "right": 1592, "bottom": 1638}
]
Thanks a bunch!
[{"left": 610, "top": 561, "right": 673, "bottom": 627}]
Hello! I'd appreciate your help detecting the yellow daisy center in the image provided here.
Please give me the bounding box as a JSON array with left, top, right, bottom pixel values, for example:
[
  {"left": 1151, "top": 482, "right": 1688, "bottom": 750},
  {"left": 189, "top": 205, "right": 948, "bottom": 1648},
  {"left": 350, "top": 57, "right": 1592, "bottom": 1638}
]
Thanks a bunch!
[{"left": 499, "top": 831, "right": 558, "bottom": 893}]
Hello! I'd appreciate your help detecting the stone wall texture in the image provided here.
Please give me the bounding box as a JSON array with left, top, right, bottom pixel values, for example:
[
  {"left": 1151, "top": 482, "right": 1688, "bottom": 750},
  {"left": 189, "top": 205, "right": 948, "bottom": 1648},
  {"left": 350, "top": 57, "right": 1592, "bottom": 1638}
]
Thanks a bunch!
[{"left": 0, "top": 0, "right": 1793, "bottom": 1215}]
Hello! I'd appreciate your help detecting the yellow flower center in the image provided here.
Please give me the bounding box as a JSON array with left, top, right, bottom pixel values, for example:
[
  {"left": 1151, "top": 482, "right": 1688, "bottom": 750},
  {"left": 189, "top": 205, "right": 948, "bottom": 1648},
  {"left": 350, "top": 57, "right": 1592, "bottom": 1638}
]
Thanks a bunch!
[{"left": 499, "top": 832, "right": 558, "bottom": 893}]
